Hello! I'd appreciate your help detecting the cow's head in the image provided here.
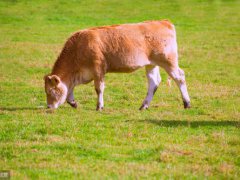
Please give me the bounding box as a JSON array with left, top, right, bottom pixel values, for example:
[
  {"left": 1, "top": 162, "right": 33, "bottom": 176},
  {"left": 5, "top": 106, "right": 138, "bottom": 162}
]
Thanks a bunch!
[{"left": 44, "top": 75, "right": 67, "bottom": 109}]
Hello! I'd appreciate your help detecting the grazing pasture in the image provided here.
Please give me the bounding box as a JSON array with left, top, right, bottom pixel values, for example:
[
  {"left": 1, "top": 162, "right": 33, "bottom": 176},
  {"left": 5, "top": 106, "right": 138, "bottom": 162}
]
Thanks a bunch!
[{"left": 0, "top": 0, "right": 239, "bottom": 179}]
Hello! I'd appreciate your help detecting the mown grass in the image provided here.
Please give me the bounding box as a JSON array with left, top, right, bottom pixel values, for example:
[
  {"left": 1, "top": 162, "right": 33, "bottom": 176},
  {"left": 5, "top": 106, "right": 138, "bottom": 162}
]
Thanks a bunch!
[{"left": 0, "top": 0, "right": 240, "bottom": 179}]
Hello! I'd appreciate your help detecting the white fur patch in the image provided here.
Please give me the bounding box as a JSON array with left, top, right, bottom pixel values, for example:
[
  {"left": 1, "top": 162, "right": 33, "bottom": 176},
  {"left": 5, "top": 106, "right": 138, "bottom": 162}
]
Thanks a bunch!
[
  {"left": 59, "top": 82, "right": 68, "bottom": 105},
  {"left": 141, "top": 66, "right": 161, "bottom": 108},
  {"left": 49, "top": 82, "right": 68, "bottom": 109}
]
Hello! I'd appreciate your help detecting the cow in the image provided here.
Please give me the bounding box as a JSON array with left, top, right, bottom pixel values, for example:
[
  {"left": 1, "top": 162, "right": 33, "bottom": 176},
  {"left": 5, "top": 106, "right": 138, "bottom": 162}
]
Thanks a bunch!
[{"left": 44, "top": 20, "right": 191, "bottom": 110}]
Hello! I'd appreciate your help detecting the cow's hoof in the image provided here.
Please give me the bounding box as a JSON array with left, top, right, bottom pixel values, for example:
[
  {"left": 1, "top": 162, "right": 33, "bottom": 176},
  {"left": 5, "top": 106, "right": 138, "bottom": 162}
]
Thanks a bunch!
[
  {"left": 139, "top": 104, "right": 149, "bottom": 111},
  {"left": 68, "top": 101, "right": 78, "bottom": 108},
  {"left": 183, "top": 101, "right": 191, "bottom": 109},
  {"left": 96, "top": 106, "right": 103, "bottom": 111}
]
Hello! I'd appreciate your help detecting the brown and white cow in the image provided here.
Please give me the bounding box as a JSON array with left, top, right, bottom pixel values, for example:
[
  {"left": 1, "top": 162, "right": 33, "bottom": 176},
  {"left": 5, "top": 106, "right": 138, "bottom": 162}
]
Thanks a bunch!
[{"left": 44, "top": 20, "right": 191, "bottom": 110}]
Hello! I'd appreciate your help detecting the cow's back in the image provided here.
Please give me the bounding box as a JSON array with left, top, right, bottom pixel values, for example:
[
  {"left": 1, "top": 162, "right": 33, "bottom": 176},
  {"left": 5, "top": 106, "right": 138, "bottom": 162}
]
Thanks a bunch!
[
  {"left": 85, "top": 20, "right": 176, "bottom": 72},
  {"left": 56, "top": 20, "right": 177, "bottom": 74}
]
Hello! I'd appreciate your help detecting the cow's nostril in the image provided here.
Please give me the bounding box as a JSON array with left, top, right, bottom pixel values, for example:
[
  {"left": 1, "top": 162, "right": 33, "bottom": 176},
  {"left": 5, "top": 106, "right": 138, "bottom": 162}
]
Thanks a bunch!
[{"left": 47, "top": 105, "right": 51, "bottom": 109}]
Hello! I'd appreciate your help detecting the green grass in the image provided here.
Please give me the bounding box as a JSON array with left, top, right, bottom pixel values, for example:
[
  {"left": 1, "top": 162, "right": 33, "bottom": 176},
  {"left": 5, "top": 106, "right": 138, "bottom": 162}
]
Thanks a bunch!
[{"left": 0, "top": 0, "right": 240, "bottom": 179}]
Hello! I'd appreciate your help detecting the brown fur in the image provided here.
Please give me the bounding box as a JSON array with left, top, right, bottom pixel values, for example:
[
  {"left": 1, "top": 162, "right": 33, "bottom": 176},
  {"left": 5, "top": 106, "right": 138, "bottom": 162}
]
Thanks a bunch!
[
  {"left": 44, "top": 20, "right": 190, "bottom": 110},
  {"left": 51, "top": 20, "right": 176, "bottom": 82}
]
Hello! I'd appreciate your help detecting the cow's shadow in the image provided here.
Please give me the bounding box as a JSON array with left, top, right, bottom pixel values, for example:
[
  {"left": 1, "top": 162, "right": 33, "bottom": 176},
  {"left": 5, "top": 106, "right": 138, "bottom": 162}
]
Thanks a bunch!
[
  {"left": 139, "top": 119, "right": 239, "bottom": 128},
  {"left": 0, "top": 106, "right": 72, "bottom": 112},
  {"left": 0, "top": 107, "right": 44, "bottom": 111}
]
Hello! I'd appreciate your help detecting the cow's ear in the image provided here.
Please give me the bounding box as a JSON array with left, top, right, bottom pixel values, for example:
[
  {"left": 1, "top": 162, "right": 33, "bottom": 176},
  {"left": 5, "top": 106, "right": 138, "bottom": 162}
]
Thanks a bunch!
[
  {"left": 46, "top": 75, "right": 60, "bottom": 86},
  {"left": 43, "top": 74, "right": 49, "bottom": 81}
]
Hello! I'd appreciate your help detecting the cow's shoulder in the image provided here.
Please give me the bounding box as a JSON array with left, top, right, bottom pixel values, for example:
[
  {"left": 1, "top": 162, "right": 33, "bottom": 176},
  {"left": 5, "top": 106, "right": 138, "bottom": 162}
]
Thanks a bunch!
[{"left": 68, "top": 29, "right": 101, "bottom": 47}]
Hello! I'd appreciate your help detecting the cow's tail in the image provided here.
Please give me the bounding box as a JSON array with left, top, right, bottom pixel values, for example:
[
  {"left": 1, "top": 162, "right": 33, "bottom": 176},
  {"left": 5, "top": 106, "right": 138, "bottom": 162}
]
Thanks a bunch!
[{"left": 167, "top": 76, "right": 172, "bottom": 87}]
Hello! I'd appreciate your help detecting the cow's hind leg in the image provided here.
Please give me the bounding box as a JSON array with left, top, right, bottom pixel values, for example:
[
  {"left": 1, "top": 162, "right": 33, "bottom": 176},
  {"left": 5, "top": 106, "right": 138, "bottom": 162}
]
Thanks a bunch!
[
  {"left": 139, "top": 66, "right": 161, "bottom": 110},
  {"left": 94, "top": 78, "right": 105, "bottom": 111},
  {"left": 165, "top": 67, "right": 191, "bottom": 108},
  {"left": 67, "top": 89, "right": 77, "bottom": 108}
]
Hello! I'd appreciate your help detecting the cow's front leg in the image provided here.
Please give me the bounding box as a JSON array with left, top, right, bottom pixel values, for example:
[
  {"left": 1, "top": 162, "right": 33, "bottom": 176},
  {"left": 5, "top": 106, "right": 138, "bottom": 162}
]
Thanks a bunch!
[
  {"left": 66, "top": 89, "right": 77, "bottom": 108},
  {"left": 140, "top": 66, "right": 161, "bottom": 110},
  {"left": 94, "top": 79, "right": 105, "bottom": 111}
]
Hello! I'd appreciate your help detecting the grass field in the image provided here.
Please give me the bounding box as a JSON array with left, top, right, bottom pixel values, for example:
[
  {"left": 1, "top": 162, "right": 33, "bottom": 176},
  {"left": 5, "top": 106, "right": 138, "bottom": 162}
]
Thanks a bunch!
[{"left": 0, "top": 0, "right": 240, "bottom": 179}]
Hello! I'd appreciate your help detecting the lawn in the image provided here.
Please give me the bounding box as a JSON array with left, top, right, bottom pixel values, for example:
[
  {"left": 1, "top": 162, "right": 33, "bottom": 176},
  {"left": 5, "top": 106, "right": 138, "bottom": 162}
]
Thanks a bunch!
[{"left": 0, "top": 0, "right": 240, "bottom": 179}]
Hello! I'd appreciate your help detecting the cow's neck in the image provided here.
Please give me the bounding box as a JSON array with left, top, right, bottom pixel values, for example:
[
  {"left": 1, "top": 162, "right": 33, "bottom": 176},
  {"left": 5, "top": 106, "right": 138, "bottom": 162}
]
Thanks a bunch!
[
  {"left": 51, "top": 58, "right": 92, "bottom": 91},
  {"left": 51, "top": 64, "right": 73, "bottom": 90}
]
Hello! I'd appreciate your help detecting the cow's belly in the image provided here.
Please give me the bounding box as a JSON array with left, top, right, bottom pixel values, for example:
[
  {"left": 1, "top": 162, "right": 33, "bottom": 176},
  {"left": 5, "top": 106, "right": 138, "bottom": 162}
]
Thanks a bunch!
[
  {"left": 106, "top": 53, "right": 152, "bottom": 73},
  {"left": 107, "top": 66, "right": 144, "bottom": 73}
]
